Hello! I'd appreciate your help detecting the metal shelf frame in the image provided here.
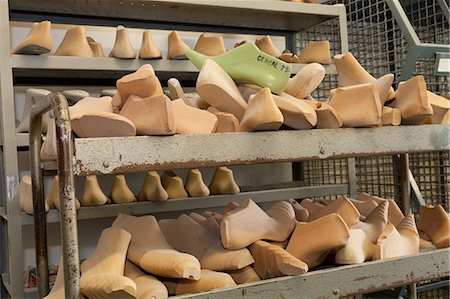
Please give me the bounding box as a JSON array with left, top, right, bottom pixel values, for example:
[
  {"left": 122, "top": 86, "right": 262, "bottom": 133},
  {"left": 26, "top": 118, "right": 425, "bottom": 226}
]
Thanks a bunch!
[
  {"left": 1, "top": 0, "right": 447, "bottom": 298},
  {"left": 0, "top": 1, "right": 350, "bottom": 297}
]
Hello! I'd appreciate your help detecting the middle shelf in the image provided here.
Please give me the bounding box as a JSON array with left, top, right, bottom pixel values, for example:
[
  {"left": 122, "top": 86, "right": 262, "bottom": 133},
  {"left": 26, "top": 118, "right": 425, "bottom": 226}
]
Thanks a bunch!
[
  {"left": 73, "top": 125, "right": 450, "bottom": 175},
  {"left": 11, "top": 55, "right": 338, "bottom": 82}
]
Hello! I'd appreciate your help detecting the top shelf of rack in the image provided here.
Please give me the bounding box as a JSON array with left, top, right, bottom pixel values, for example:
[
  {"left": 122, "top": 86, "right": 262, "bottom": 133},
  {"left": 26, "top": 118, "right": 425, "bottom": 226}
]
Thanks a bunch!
[
  {"left": 73, "top": 125, "right": 450, "bottom": 176},
  {"left": 9, "top": 0, "right": 344, "bottom": 32}
]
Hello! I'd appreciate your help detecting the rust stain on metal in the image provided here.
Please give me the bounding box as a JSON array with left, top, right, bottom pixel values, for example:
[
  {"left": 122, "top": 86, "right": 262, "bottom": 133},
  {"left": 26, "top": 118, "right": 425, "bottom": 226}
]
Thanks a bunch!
[{"left": 354, "top": 275, "right": 373, "bottom": 282}]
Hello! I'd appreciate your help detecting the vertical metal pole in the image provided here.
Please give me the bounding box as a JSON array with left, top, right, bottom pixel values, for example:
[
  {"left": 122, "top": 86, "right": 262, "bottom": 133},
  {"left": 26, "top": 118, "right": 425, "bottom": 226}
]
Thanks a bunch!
[
  {"left": 347, "top": 158, "right": 357, "bottom": 198},
  {"left": 399, "top": 153, "right": 416, "bottom": 299},
  {"left": 337, "top": 4, "right": 349, "bottom": 53},
  {"left": 0, "top": 0, "right": 25, "bottom": 297},
  {"left": 399, "top": 153, "right": 411, "bottom": 214},
  {"left": 30, "top": 92, "right": 80, "bottom": 299},
  {"left": 407, "top": 283, "right": 417, "bottom": 299}
]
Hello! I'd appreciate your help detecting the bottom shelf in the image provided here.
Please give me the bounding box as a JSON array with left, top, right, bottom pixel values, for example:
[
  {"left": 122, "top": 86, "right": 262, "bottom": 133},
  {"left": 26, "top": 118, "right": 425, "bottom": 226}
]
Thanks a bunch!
[{"left": 174, "top": 249, "right": 450, "bottom": 299}]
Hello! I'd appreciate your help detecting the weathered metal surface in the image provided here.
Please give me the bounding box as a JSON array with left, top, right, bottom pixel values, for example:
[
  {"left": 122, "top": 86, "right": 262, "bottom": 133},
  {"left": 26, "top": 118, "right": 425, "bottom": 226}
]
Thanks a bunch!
[
  {"left": 74, "top": 125, "right": 450, "bottom": 176},
  {"left": 29, "top": 92, "right": 50, "bottom": 298},
  {"left": 9, "top": 0, "right": 341, "bottom": 32},
  {"left": 174, "top": 249, "right": 450, "bottom": 299},
  {"left": 29, "top": 92, "right": 81, "bottom": 299}
]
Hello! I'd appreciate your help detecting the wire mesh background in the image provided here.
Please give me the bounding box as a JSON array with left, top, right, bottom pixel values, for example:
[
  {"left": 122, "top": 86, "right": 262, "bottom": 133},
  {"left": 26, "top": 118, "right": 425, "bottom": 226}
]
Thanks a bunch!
[
  {"left": 298, "top": 1, "right": 449, "bottom": 296},
  {"left": 297, "top": 0, "right": 449, "bottom": 209}
]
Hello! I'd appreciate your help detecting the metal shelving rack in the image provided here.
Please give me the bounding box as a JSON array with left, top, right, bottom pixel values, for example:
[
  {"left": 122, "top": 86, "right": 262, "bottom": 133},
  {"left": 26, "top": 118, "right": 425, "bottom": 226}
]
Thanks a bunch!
[{"left": 0, "top": 1, "right": 448, "bottom": 298}]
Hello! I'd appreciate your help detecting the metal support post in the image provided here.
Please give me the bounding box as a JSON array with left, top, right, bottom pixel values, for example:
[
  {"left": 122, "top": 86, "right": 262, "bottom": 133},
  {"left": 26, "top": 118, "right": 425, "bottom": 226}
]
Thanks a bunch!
[
  {"left": 399, "top": 153, "right": 416, "bottom": 299},
  {"left": 0, "top": 0, "right": 24, "bottom": 297},
  {"left": 29, "top": 92, "right": 80, "bottom": 299},
  {"left": 347, "top": 158, "right": 357, "bottom": 198}
]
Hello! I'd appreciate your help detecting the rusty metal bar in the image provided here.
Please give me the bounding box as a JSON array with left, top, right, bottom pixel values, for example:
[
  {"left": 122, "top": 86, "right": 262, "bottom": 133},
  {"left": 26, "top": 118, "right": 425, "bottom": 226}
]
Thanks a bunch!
[{"left": 29, "top": 92, "right": 80, "bottom": 299}]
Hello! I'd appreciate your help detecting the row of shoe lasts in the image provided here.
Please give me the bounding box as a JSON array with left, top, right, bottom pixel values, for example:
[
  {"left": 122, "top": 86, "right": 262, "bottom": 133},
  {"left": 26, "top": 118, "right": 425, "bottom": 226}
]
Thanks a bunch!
[
  {"left": 43, "top": 193, "right": 450, "bottom": 298},
  {"left": 19, "top": 166, "right": 240, "bottom": 215},
  {"left": 12, "top": 20, "right": 330, "bottom": 64}
]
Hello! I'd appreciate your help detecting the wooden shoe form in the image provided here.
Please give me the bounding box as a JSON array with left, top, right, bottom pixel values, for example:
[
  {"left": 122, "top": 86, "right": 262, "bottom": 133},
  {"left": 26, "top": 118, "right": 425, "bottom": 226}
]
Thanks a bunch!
[
  {"left": 12, "top": 20, "right": 53, "bottom": 54},
  {"left": 194, "top": 32, "right": 226, "bottom": 56},
  {"left": 40, "top": 117, "right": 57, "bottom": 161},
  {"left": 196, "top": 59, "right": 247, "bottom": 120},
  {"left": 375, "top": 74, "right": 395, "bottom": 104},
  {"left": 119, "top": 94, "right": 176, "bottom": 135},
  {"left": 286, "top": 213, "right": 350, "bottom": 268},
  {"left": 16, "top": 88, "right": 51, "bottom": 133},
  {"left": 109, "top": 25, "right": 136, "bottom": 59},
  {"left": 335, "top": 229, "right": 374, "bottom": 264},
  {"left": 186, "top": 42, "right": 291, "bottom": 94},
  {"left": 202, "top": 211, "right": 224, "bottom": 224},
  {"left": 298, "top": 40, "right": 331, "bottom": 64},
  {"left": 62, "top": 89, "right": 90, "bottom": 106},
  {"left": 43, "top": 257, "right": 64, "bottom": 299},
  {"left": 284, "top": 63, "right": 325, "bottom": 99},
  {"left": 347, "top": 197, "right": 378, "bottom": 217},
  {"left": 20, "top": 175, "right": 49, "bottom": 215},
  {"left": 249, "top": 240, "right": 308, "bottom": 279},
  {"left": 167, "top": 30, "right": 190, "bottom": 60},
  {"left": 280, "top": 50, "right": 299, "bottom": 63},
  {"left": 159, "top": 214, "right": 255, "bottom": 271},
  {"left": 139, "top": 30, "right": 162, "bottom": 59},
  {"left": 171, "top": 99, "right": 218, "bottom": 134},
  {"left": 381, "top": 106, "right": 401, "bottom": 126},
  {"left": 165, "top": 269, "right": 236, "bottom": 295},
  {"left": 308, "top": 196, "right": 361, "bottom": 226},
  {"left": 46, "top": 176, "right": 80, "bottom": 210},
  {"left": 329, "top": 83, "right": 382, "bottom": 127},
  {"left": 304, "top": 100, "right": 343, "bottom": 129},
  {"left": 207, "top": 107, "right": 240, "bottom": 132},
  {"left": 333, "top": 52, "right": 395, "bottom": 100},
  {"left": 81, "top": 175, "right": 109, "bottom": 207},
  {"left": 240, "top": 87, "right": 284, "bottom": 131},
  {"left": 220, "top": 199, "right": 296, "bottom": 250},
  {"left": 286, "top": 198, "right": 309, "bottom": 222},
  {"left": 351, "top": 201, "right": 389, "bottom": 243},
  {"left": 124, "top": 261, "right": 168, "bottom": 299},
  {"left": 112, "top": 213, "right": 201, "bottom": 279},
  {"left": 357, "top": 193, "right": 404, "bottom": 226},
  {"left": 161, "top": 170, "right": 188, "bottom": 199},
  {"left": 271, "top": 93, "right": 317, "bottom": 129},
  {"left": 167, "top": 78, "right": 210, "bottom": 109},
  {"left": 227, "top": 266, "right": 261, "bottom": 284},
  {"left": 75, "top": 111, "right": 136, "bottom": 138},
  {"left": 54, "top": 26, "right": 94, "bottom": 57},
  {"left": 299, "top": 198, "right": 325, "bottom": 214},
  {"left": 255, "top": 35, "right": 282, "bottom": 58},
  {"left": 111, "top": 174, "right": 136, "bottom": 204},
  {"left": 418, "top": 205, "right": 450, "bottom": 249},
  {"left": 185, "top": 169, "right": 210, "bottom": 197},
  {"left": 422, "top": 91, "right": 450, "bottom": 124},
  {"left": 80, "top": 228, "right": 137, "bottom": 299},
  {"left": 138, "top": 171, "right": 168, "bottom": 202},
  {"left": 389, "top": 75, "right": 433, "bottom": 124},
  {"left": 87, "top": 36, "right": 105, "bottom": 57},
  {"left": 114, "top": 64, "right": 164, "bottom": 109},
  {"left": 373, "top": 214, "right": 420, "bottom": 260},
  {"left": 69, "top": 96, "right": 113, "bottom": 120},
  {"left": 209, "top": 166, "right": 240, "bottom": 195}
]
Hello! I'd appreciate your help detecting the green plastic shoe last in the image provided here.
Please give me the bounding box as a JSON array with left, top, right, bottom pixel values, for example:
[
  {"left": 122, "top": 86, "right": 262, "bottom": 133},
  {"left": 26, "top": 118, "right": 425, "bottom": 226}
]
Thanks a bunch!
[{"left": 185, "top": 42, "right": 291, "bottom": 94}]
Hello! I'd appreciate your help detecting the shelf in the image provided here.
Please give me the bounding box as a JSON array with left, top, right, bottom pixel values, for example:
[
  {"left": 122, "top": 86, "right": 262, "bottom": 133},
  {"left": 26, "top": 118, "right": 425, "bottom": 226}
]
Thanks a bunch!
[
  {"left": 11, "top": 55, "right": 337, "bottom": 82},
  {"left": 9, "top": 0, "right": 344, "bottom": 32},
  {"left": 73, "top": 125, "right": 450, "bottom": 175},
  {"left": 173, "top": 249, "right": 450, "bottom": 298},
  {"left": 18, "top": 184, "right": 348, "bottom": 226}
]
